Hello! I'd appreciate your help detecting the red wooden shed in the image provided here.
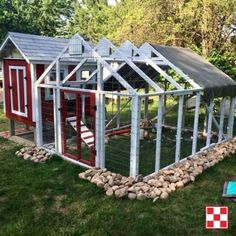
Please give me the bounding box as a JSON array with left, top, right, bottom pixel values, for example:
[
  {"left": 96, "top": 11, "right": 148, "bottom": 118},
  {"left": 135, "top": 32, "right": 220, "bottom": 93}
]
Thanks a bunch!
[{"left": 0, "top": 32, "right": 69, "bottom": 136}]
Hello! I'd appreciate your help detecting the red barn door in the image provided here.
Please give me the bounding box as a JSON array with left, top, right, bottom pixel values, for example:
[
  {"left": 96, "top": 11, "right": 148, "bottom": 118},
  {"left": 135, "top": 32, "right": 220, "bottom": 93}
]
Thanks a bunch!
[
  {"left": 9, "top": 66, "right": 28, "bottom": 117},
  {"left": 4, "top": 59, "right": 34, "bottom": 126}
]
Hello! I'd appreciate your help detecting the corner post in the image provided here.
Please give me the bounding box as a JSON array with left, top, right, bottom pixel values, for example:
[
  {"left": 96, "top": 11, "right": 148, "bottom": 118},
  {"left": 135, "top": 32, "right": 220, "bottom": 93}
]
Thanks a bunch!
[
  {"left": 218, "top": 97, "right": 226, "bottom": 142},
  {"left": 206, "top": 98, "right": 214, "bottom": 147},
  {"left": 54, "top": 60, "right": 62, "bottom": 154},
  {"left": 35, "top": 85, "right": 43, "bottom": 146},
  {"left": 191, "top": 92, "right": 201, "bottom": 155},
  {"left": 96, "top": 60, "right": 105, "bottom": 168},
  {"left": 175, "top": 95, "right": 184, "bottom": 163},
  {"left": 9, "top": 119, "right": 15, "bottom": 136},
  {"left": 227, "top": 97, "right": 236, "bottom": 139},
  {"left": 130, "top": 95, "right": 141, "bottom": 177},
  {"left": 155, "top": 95, "right": 164, "bottom": 171}
]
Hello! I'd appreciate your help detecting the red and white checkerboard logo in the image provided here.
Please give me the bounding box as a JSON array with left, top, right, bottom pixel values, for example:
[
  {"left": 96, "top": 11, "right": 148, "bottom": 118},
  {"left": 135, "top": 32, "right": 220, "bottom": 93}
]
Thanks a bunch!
[{"left": 206, "top": 206, "right": 228, "bottom": 229}]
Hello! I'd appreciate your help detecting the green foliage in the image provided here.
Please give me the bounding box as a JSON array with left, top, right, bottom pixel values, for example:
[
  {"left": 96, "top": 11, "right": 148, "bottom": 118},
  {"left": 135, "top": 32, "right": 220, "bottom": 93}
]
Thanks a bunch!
[
  {"left": 0, "top": 0, "right": 76, "bottom": 41},
  {"left": 208, "top": 51, "right": 236, "bottom": 80},
  {"left": 0, "top": 0, "right": 235, "bottom": 78},
  {"left": 63, "top": 0, "right": 112, "bottom": 42}
]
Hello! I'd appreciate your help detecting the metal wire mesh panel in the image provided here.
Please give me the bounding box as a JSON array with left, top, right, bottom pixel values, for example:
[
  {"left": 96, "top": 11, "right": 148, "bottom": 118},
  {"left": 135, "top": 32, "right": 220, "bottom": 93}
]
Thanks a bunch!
[
  {"left": 41, "top": 87, "right": 55, "bottom": 149},
  {"left": 180, "top": 94, "right": 199, "bottom": 159},
  {"left": 160, "top": 94, "right": 178, "bottom": 168},
  {"left": 104, "top": 93, "right": 131, "bottom": 176},
  {"left": 138, "top": 95, "right": 158, "bottom": 176}
]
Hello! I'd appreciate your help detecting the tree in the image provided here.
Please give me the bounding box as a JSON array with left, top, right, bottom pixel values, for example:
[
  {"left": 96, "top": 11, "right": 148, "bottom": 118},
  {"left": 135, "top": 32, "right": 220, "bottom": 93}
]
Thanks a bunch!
[
  {"left": 63, "top": 0, "right": 112, "bottom": 42},
  {"left": 0, "top": 0, "right": 76, "bottom": 41}
]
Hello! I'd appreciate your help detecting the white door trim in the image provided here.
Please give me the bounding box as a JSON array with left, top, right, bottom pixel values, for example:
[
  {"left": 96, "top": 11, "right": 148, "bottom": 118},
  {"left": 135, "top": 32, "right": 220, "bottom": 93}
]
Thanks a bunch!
[{"left": 9, "top": 65, "right": 28, "bottom": 117}]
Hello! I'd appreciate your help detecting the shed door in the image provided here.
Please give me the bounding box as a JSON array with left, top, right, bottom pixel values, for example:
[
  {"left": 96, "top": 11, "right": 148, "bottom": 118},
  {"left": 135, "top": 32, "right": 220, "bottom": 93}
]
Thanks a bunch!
[{"left": 9, "top": 66, "right": 28, "bottom": 117}]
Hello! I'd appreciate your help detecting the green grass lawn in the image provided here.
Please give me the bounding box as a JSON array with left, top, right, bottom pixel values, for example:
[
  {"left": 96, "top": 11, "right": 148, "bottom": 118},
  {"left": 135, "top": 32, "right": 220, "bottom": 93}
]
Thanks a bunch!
[
  {"left": 0, "top": 104, "right": 8, "bottom": 132},
  {"left": 1, "top": 137, "right": 236, "bottom": 236}
]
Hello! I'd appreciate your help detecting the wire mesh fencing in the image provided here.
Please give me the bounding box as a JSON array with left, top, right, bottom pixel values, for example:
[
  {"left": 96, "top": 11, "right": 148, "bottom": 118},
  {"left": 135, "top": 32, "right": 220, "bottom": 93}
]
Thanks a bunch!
[
  {"left": 41, "top": 87, "right": 55, "bottom": 150},
  {"left": 104, "top": 93, "right": 131, "bottom": 176}
]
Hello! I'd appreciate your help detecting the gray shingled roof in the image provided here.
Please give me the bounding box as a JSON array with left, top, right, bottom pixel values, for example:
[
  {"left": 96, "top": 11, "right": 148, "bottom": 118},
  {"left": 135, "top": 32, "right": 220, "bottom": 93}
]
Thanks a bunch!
[
  {"left": 0, "top": 32, "right": 69, "bottom": 62},
  {"left": 152, "top": 45, "right": 236, "bottom": 98}
]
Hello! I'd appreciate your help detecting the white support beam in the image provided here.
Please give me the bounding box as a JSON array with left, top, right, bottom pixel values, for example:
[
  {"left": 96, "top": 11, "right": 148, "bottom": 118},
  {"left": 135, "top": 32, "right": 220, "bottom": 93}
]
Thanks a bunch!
[
  {"left": 143, "top": 43, "right": 202, "bottom": 89},
  {"left": 30, "top": 64, "right": 36, "bottom": 122},
  {"left": 206, "top": 99, "right": 214, "bottom": 147},
  {"left": 218, "top": 97, "right": 226, "bottom": 142},
  {"left": 84, "top": 69, "right": 97, "bottom": 84},
  {"left": 117, "top": 85, "right": 121, "bottom": 128},
  {"left": 56, "top": 61, "right": 62, "bottom": 154},
  {"left": 97, "top": 39, "right": 164, "bottom": 92},
  {"left": 39, "top": 83, "right": 131, "bottom": 97},
  {"left": 175, "top": 95, "right": 184, "bottom": 163},
  {"left": 100, "top": 93, "right": 105, "bottom": 168},
  {"left": 129, "top": 41, "right": 184, "bottom": 90},
  {"left": 203, "top": 100, "right": 227, "bottom": 139},
  {"left": 95, "top": 93, "right": 101, "bottom": 168},
  {"left": 130, "top": 96, "right": 141, "bottom": 177},
  {"left": 104, "top": 63, "right": 126, "bottom": 82},
  {"left": 52, "top": 61, "right": 60, "bottom": 153},
  {"left": 73, "top": 35, "right": 137, "bottom": 95},
  {"left": 155, "top": 95, "right": 164, "bottom": 171},
  {"left": 34, "top": 86, "right": 43, "bottom": 146},
  {"left": 53, "top": 89, "right": 59, "bottom": 153},
  {"left": 101, "top": 60, "right": 136, "bottom": 95},
  {"left": 227, "top": 97, "right": 236, "bottom": 139},
  {"left": 191, "top": 92, "right": 201, "bottom": 155},
  {"left": 95, "top": 61, "right": 105, "bottom": 168},
  {"left": 144, "top": 84, "right": 149, "bottom": 119},
  {"left": 62, "top": 58, "right": 87, "bottom": 84},
  {"left": 35, "top": 45, "right": 68, "bottom": 86}
]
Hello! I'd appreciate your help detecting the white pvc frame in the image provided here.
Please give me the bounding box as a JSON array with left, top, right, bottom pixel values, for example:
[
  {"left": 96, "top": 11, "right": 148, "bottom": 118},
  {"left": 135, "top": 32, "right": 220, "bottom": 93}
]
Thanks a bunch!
[{"left": 33, "top": 34, "right": 235, "bottom": 178}]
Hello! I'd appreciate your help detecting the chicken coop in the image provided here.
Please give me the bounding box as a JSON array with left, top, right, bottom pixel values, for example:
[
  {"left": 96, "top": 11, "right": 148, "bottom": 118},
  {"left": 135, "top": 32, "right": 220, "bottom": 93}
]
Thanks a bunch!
[{"left": 1, "top": 32, "right": 236, "bottom": 177}]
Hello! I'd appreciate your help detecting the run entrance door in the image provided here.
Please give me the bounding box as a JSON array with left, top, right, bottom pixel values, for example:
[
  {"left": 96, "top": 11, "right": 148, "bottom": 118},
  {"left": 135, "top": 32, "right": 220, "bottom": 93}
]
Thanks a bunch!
[
  {"left": 61, "top": 90, "right": 96, "bottom": 166},
  {"left": 9, "top": 66, "right": 28, "bottom": 117}
]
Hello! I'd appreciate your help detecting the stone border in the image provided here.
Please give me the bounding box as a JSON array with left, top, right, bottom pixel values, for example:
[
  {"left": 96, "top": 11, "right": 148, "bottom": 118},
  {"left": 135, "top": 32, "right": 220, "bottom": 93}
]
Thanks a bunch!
[
  {"left": 79, "top": 137, "right": 236, "bottom": 202},
  {"left": 15, "top": 146, "right": 52, "bottom": 163}
]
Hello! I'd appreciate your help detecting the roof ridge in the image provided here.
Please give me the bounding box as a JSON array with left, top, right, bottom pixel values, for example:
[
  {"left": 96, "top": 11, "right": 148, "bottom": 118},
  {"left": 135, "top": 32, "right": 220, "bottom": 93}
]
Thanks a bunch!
[{"left": 8, "top": 32, "right": 68, "bottom": 41}]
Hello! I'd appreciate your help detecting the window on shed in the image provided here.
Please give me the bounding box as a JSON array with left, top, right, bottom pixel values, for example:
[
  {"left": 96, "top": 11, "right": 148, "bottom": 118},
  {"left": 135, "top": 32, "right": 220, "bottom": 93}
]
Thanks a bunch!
[
  {"left": 47, "top": 70, "right": 65, "bottom": 83},
  {"left": 45, "top": 69, "right": 66, "bottom": 100},
  {"left": 81, "top": 70, "right": 91, "bottom": 80}
]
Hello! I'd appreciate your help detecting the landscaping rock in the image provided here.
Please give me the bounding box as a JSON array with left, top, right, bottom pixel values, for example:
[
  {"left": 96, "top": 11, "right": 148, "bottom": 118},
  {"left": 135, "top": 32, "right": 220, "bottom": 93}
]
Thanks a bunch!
[
  {"left": 106, "top": 188, "right": 113, "bottom": 197},
  {"left": 78, "top": 137, "right": 236, "bottom": 202},
  {"left": 128, "top": 192, "right": 136, "bottom": 200},
  {"left": 160, "top": 192, "right": 169, "bottom": 199},
  {"left": 15, "top": 146, "right": 52, "bottom": 163},
  {"left": 137, "top": 193, "right": 146, "bottom": 200}
]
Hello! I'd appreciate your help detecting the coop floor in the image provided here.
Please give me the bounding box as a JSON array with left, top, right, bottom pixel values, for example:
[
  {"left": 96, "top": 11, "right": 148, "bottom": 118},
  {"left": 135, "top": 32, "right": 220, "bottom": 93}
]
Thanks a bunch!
[{"left": 105, "top": 129, "right": 209, "bottom": 176}]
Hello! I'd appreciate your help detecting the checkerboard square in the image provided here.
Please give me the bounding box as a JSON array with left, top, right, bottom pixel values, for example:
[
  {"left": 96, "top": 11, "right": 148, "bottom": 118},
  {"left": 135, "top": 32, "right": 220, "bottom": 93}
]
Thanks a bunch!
[
  {"left": 207, "top": 221, "right": 214, "bottom": 228},
  {"left": 220, "top": 221, "right": 227, "bottom": 228},
  {"left": 206, "top": 206, "right": 228, "bottom": 229},
  {"left": 221, "top": 208, "right": 227, "bottom": 214},
  {"left": 207, "top": 207, "right": 214, "bottom": 214},
  {"left": 214, "top": 214, "right": 220, "bottom": 221}
]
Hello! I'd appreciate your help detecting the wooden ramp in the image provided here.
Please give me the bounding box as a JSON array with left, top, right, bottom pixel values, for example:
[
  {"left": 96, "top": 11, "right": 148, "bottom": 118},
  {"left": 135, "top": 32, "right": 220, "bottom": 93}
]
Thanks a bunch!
[{"left": 66, "top": 116, "right": 94, "bottom": 147}]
